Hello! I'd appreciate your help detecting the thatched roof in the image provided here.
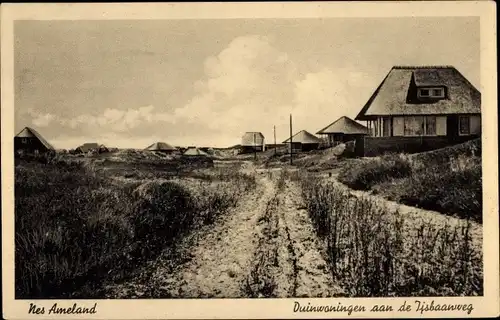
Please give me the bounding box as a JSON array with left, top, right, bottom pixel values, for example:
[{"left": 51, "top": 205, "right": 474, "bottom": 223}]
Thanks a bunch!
[
  {"left": 355, "top": 66, "right": 481, "bottom": 120},
  {"left": 144, "top": 142, "right": 177, "bottom": 151},
  {"left": 316, "top": 116, "right": 368, "bottom": 135},
  {"left": 241, "top": 132, "right": 265, "bottom": 146},
  {"left": 282, "top": 130, "right": 322, "bottom": 144},
  {"left": 15, "top": 127, "right": 55, "bottom": 150},
  {"left": 183, "top": 147, "right": 209, "bottom": 157},
  {"left": 76, "top": 143, "right": 108, "bottom": 153}
]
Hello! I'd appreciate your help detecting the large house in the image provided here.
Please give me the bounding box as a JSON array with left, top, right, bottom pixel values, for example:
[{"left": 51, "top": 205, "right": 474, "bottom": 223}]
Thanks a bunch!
[
  {"left": 240, "top": 132, "right": 265, "bottom": 153},
  {"left": 316, "top": 116, "right": 369, "bottom": 147},
  {"left": 355, "top": 66, "right": 481, "bottom": 156},
  {"left": 283, "top": 130, "right": 322, "bottom": 152},
  {"left": 14, "top": 127, "right": 55, "bottom": 155}
]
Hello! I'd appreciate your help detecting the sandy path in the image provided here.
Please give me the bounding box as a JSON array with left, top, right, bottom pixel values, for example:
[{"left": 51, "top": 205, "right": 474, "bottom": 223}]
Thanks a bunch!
[
  {"left": 145, "top": 173, "right": 276, "bottom": 298},
  {"left": 104, "top": 164, "right": 344, "bottom": 298}
]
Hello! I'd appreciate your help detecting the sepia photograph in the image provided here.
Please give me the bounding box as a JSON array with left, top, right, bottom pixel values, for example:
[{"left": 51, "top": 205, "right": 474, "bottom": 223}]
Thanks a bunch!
[{"left": 2, "top": 2, "right": 498, "bottom": 319}]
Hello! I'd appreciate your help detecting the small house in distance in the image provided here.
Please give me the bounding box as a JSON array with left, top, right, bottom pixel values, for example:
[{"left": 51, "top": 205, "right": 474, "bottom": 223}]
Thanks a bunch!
[
  {"left": 144, "top": 142, "right": 177, "bottom": 153},
  {"left": 316, "top": 116, "right": 369, "bottom": 147},
  {"left": 182, "top": 147, "right": 210, "bottom": 157},
  {"left": 15, "top": 127, "right": 55, "bottom": 155},
  {"left": 355, "top": 65, "right": 481, "bottom": 156},
  {"left": 240, "top": 132, "right": 265, "bottom": 154},
  {"left": 283, "top": 130, "right": 322, "bottom": 152},
  {"left": 75, "top": 143, "right": 109, "bottom": 154}
]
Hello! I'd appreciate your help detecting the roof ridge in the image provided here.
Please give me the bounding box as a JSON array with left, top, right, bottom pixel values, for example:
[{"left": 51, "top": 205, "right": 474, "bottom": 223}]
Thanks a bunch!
[
  {"left": 356, "top": 66, "right": 480, "bottom": 119},
  {"left": 17, "top": 126, "right": 55, "bottom": 150},
  {"left": 393, "top": 65, "right": 456, "bottom": 69}
]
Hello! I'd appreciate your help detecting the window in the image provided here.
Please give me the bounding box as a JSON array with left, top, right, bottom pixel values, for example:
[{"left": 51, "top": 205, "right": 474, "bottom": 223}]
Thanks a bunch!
[
  {"left": 418, "top": 87, "right": 446, "bottom": 99},
  {"left": 404, "top": 116, "right": 437, "bottom": 136},
  {"left": 371, "top": 120, "right": 379, "bottom": 137},
  {"left": 431, "top": 88, "right": 445, "bottom": 98},
  {"left": 425, "top": 116, "right": 436, "bottom": 136},
  {"left": 459, "top": 116, "right": 470, "bottom": 135},
  {"left": 419, "top": 89, "right": 430, "bottom": 97},
  {"left": 404, "top": 116, "right": 424, "bottom": 136},
  {"left": 382, "top": 117, "right": 391, "bottom": 137}
]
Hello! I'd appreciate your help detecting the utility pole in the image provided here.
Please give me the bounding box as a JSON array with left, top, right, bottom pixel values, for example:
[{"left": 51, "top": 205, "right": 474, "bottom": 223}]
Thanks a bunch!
[
  {"left": 253, "top": 132, "right": 257, "bottom": 161},
  {"left": 289, "top": 114, "right": 293, "bottom": 165},
  {"left": 274, "top": 125, "right": 277, "bottom": 155}
]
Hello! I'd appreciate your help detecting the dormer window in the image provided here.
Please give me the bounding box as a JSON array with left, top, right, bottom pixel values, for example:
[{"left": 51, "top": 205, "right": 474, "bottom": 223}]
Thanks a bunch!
[{"left": 417, "top": 87, "right": 446, "bottom": 99}]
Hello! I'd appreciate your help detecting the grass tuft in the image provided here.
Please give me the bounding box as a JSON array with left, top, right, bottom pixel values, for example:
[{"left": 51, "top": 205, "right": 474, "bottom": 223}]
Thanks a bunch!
[
  {"left": 15, "top": 159, "right": 255, "bottom": 298},
  {"left": 299, "top": 174, "right": 482, "bottom": 297}
]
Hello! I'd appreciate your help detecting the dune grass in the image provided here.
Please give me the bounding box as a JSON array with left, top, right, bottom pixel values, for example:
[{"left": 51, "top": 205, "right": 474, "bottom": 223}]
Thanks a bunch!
[
  {"left": 299, "top": 174, "right": 482, "bottom": 297},
  {"left": 15, "top": 159, "right": 255, "bottom": 298}
]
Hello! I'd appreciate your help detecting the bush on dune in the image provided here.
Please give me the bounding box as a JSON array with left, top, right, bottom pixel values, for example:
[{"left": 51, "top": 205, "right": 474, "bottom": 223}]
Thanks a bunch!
[
  {"left": 378, "top": 159, "right": 482, "bottom": 222},
  {"left": 338, "top": 153, "right": 412, "bottom": 190},
  {"left": 337, "top": 140, "right": 482, "bottom": 221}
]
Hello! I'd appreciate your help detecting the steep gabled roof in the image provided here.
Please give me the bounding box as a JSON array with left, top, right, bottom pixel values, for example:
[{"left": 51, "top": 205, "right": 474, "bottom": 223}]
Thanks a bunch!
[
  {"left": 282, "top": 130, "right": 322, "bottom": 144},
  {"left": 15, "top": 127, "right": 55, "bottom": 150},
  {"left": 183, "top": 147, "right": 209, "bottom": 156},
  {"left": 76, "top": 143, "right": 104, "bottom": 152},
  {"left": 355, "top": 66, "right": 481, "bottom": 120},
  {"left": 144, "top": 142, "right": 177, "bottom": 151},
  {"left": 316, "top": 116, "right": 368, "bottom": 135},
  {"left": 241, "top": 132, "right": 265, "bottom": 146}
]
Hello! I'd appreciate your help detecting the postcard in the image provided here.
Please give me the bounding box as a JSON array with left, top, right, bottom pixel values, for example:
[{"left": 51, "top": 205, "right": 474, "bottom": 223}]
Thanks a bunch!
[{"left": 1, "top": 1, "right": 498, "bottom": 319}]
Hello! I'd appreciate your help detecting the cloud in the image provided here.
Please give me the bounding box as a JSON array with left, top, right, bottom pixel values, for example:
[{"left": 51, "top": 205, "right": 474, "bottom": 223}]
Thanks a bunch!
[
  {"left": 291, "top": 68, "right": 374, "bottom": 131},
  {"left": 58, "top": 105, "right": 175, "bottom": 132},
  {"left": 32, "top": 112, "right": 55, "bottom": 127},
  {"left": 170, "top": 35, "right": 300, "bottom": 140},
  {"left": 25, "top": 35, "right": 376, "bottom": 148},
  {"left": 167, "top": 35, "right": 375, "bottom": 143}
]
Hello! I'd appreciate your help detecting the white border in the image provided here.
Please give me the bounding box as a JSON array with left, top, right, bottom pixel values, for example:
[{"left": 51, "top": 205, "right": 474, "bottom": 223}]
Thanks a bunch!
[{"left": 2, "top": 2, "right": 498, "bottom": 319}]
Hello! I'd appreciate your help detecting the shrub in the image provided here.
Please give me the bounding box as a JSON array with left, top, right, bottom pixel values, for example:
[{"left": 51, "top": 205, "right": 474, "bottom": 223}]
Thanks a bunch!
[
  {"left": 338, "top": 153, "right": 412, "bottom": 190},
  {"left": 131, "top": 181, "right": 196, "bottom": 254},
  {"left": 392, "top": 162, "right": 482, "bottom": 222}
]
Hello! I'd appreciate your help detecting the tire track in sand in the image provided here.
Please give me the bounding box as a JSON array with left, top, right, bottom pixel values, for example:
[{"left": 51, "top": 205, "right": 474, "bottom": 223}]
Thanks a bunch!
[
  {"left": 145, "top": 170, "right": 277, "bottom": 298},
  {"left": 245, "top": 170, "right": 345, "bottom": 298}
]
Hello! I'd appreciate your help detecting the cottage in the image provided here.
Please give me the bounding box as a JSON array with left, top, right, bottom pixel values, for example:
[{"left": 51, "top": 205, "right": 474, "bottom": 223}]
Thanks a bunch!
[
  {"left": 240, "top": 132, "right": 265, "bottom": 154},
  {"left": 316, "top": 116, "right": 369, "bottom": 148},
  {"left": 355, "top": 66, "right": 481, "bottom": 156},
  {"left": 14, "top": 127, "right": 55, "bottom": 156},
  {"left": 182, "top": 147, "right": 210, "bottom": 157},
  {"left": 75, "top": 143, "right": 109, "bottom": 154},
  {"left": 283, "top": 130, "right": 322, "bottom": 152},
  {"left": 144, "top": 142, "right": 177, "bottom": 153}
]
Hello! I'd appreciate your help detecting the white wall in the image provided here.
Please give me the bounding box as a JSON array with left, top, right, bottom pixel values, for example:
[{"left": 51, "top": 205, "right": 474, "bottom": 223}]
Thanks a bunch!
[
  {"left": 470, "top": 115, "right": 481, "bottom": 134},
  {"left": 393, "top": 117, "right": 404, "bottom": 136},
  {"left": 436, "top": 116, "right": 447, "bottom": 136}
]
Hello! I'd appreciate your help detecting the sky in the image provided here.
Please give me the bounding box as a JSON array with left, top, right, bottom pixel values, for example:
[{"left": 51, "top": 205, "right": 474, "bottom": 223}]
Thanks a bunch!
[{"left": 14, "top": 17, "right": 480, "bottom": 149}]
